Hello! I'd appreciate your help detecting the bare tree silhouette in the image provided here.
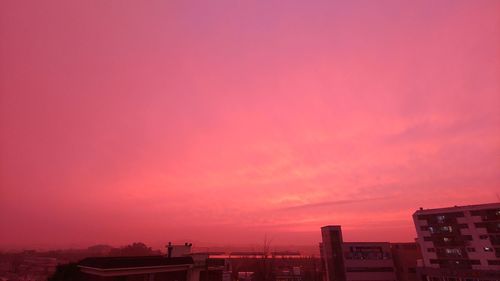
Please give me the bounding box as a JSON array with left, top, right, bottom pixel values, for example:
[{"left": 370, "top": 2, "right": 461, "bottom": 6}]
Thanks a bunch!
[{"left": 252, "top": 235, "right": 275, "bottom": 281}]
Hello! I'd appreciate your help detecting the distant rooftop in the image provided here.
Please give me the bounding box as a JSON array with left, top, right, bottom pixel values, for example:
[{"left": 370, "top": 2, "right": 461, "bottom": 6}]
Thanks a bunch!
[
  {"left": 228, "top": 251, "right": 301, "bottom": 256},
  {"left": 191, "top": 251, "right": 226, "bottom": 256},
  {"left": 343, "top": 242, "right": 391, "bottom": 245},
  {"left": 79, "top": 256, "right": 193, "bottom": 270}
]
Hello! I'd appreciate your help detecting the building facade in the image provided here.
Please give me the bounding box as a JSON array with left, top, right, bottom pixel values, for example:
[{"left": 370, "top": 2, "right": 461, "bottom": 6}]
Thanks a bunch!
[
  {"left": 390, "top": 243, "right": 421, "bottom": 281},
  {"left": 78, "top": 256, "right": 194, "bottom": 281},
  {"left": 413, "top": 203, "right": 500, "bottom": 281},
  {"left": 320, "top": 226, "right": 397, "bottom": 281}
]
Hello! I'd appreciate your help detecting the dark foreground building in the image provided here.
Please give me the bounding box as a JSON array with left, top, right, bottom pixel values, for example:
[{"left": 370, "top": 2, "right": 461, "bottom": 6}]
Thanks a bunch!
[
  {"left": 391, "top": 243, "right": 421, "bottom": 281},
  {"left": 320, "top": 226, "right": 422, "bottom": 281},
  {"left": 78, "top": 256, "right": 193, "bottom": 281},
  {"left": 49, "top": 248, "right": 321, "bottom": 281},
  {"left": 320, "top": 225, "right": 398, "bottom": 281}
]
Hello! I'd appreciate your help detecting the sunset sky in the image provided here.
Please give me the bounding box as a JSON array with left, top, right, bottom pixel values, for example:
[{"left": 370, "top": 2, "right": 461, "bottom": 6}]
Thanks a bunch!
[{"left": 1, "top": 0, "right": 499, "bottom": 250}]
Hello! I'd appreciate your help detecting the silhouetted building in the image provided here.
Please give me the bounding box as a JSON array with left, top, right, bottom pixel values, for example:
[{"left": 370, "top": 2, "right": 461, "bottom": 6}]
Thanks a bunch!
[
  {"left": 321, "top": 226, "right": 346, "bottom": 281},
  {"left": 320, "top": 225, "right": 397, "bottom": 281},
  {"left": 275, "top": 266, "right": 302, "bottom": 281},
  {"left": 168, "top": 243, "right": 193, "bottom": 258},
  {"left": 391, "top": 243, "right": 421, "bottom": 281},
  {"left": 226, "top": 254, "right": 321, "bottom": 281},
  {"left": 190, "top": 253, "right": 231, "bottom": 281},
  {"left": 78, "top": 256, "right": 194, "bottom": 281},
  {"left": 318, "top": 243, "right": 325, "bottom": 281},
  {"left": 413, "top": 203, "right": 500, "bottom": 281},
  {"left": 74, "top": 243, "right": 231, "bottom": 281}
]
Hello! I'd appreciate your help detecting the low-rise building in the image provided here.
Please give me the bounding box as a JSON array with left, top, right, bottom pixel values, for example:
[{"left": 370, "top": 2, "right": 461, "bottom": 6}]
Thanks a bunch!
[
  {"left": 75, "top": 243, "right": 231, "bottom": 281},
  {"left": 391, "top": 242, "right": 421, "bottom": 281},
  {"left": 79, "top": 255, "right": 194, "bottom": 281},
  {"left": 320, "top": 225, "right": 397, "bottom": 281}
]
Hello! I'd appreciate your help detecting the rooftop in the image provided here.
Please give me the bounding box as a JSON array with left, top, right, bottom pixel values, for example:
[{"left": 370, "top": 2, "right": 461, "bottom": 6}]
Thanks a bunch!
[
  {"left": 78, "top": 256, "right": 193, "bottom": 270},
  {"left": 413, "top": 202, "right": 500, "bottom": 215}
]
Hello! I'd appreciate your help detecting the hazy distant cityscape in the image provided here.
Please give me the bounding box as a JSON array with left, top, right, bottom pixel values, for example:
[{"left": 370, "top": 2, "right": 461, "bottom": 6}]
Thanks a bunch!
[{"left": 1, "top": 202, "right": 499, "bottom": 281}]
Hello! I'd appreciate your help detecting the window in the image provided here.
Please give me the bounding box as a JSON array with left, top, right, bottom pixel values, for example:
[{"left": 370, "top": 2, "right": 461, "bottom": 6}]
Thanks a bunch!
[
  {"left": 440, "top": 226, "right": 453, "bottom": 232},
  {"left": 427, "top": 248, "right": 436, "bottom": 252},
  {"left": 437, "top": 215, "right": 446, "bottom": 223},
  {"left": 466, "top": 247, "right": 475, "bottom": 252},
  {"left": 490, "top": 235, "right": 500, "bottom": 246},
  {"left": 484, "top": 247, "right": 493, "bottom": 252},
  {"left": 488, "top": 260, "right": 500, "bottom": 265},
  {"left": 463, "top": 235, "right": 473, "bottom": 241},
  {"left": 445, "top": 248, "right": 462, "bottom": 255},
  {"left": 479, "top": 235, "right": 489, "bottom": 240}
]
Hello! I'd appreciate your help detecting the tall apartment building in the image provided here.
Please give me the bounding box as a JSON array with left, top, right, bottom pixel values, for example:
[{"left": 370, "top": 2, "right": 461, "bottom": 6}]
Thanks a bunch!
[
  {"left": 413, "top": 202, "right": 500, "bottom": 281},
  {"left": 320, "top": 225, "right": 397, "bottom": 281}
]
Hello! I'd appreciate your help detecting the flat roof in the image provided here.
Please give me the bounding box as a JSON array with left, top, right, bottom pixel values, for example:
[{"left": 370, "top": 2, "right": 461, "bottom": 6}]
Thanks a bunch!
[
  {"left": 78, "top": 256, "right": 193, "bottom": 270},
  {"left": 413, "top": 202, "right": 500, "bottom": 215}
]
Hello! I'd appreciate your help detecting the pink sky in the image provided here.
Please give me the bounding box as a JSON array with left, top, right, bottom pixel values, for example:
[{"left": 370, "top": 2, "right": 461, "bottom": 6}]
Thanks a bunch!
[{"left": 1, "top": 0, "right": 499, "bottom": 250}]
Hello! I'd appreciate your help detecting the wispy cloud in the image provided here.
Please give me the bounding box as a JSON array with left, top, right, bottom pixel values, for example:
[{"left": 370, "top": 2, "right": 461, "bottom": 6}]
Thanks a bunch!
[{"left": 278, "top": 196, "right": 395, "bottom": 211}]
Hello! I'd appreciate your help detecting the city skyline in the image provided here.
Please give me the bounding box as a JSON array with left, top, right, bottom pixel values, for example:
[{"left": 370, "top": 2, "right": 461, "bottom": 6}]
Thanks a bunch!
[{"left": 1, "top": 0, "right": 500, "bottom": 250}]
